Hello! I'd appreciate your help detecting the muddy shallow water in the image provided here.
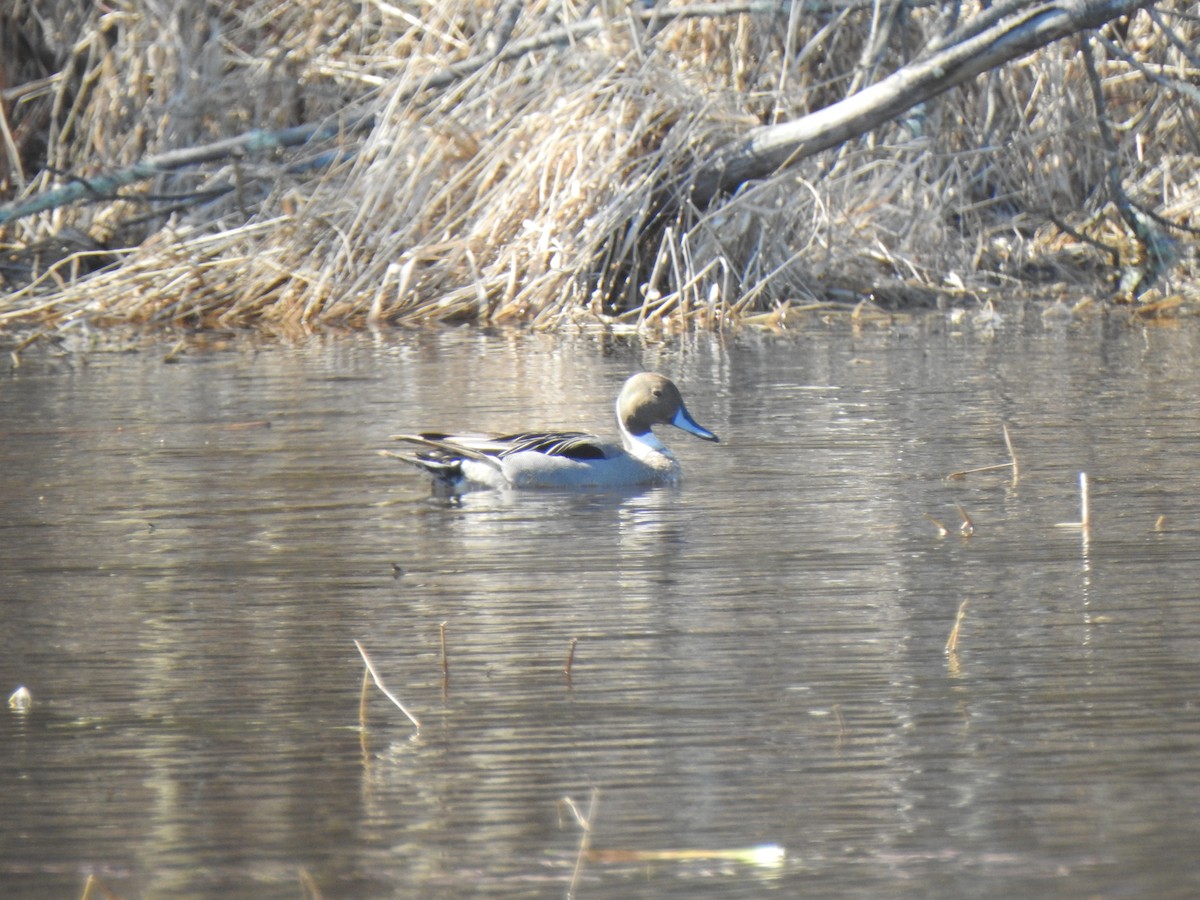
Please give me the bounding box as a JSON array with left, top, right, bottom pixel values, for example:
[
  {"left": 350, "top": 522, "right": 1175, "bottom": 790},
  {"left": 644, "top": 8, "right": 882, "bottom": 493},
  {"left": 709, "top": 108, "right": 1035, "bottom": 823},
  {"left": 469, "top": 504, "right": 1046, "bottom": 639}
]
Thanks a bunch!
[{"left": 3, "top": 311, "right": 1200, "bottom": 897}]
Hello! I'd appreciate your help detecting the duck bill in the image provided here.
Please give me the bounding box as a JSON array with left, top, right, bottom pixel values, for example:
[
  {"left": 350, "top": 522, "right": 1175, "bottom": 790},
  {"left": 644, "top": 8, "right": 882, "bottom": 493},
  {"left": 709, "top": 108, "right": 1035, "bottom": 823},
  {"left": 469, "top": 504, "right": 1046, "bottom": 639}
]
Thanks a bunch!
[{"left": 672, "top": 405, "right": 719, "bottom": 442}]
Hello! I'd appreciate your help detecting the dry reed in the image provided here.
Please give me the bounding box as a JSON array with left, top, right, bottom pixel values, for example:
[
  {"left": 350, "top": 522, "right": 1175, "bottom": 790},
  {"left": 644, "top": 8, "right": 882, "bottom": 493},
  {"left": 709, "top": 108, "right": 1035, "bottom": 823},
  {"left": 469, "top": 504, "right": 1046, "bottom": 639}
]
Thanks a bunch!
[
  {"left": 1003, "top": 423, "right": 1020, "bottom": 486},
  {"left": 563, "top": 787, "right": 599, "bottom": 900},
  {"left": 564, "top": 635, "right": 579, "bottom": 680},
  {"left": 2, "top": 1, "right": 1199, "bottom": 333},
  {"left": 947, "top": 423, "right": 1020, "bottom": 483},
  {"left": 946, "top": 599, "right": 969, "bottom": 653},
  {"left": 439, "top": 620, "right": 449, "bottom": 678},
  {"left": 956, "top": 503, "right": 975, "bottom": 537},
  {"left": 353, "top": 638, "right": 421, "bottom": 732},
  {"left": 1056, "top": 471, "right": 1092, "bottom": 530},
  {"left": 923, "top": 512, "right": 950, "bottom": 537}
]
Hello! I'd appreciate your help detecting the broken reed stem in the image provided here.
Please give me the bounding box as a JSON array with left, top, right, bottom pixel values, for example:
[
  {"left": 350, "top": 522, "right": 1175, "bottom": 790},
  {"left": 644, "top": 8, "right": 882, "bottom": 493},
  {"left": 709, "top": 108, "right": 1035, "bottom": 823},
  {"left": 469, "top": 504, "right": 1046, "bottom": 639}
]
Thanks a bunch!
[
  {"left": 358, "top": 667, "right": 372, "bottom": 760},
  {"left": 565, "top": 787, "right": 600, "bottom": 900},
  {"left": 1002, "top": 422, "right": 1020, "bottom": 486},
  {"left": 564, "top": 636, "right": 579, "bottom": 679},
  {"left": 956, "top": 503, "right": 975, "bottom": 537},
  {"left": 298, "top": 867, "right": 324, "bottom": 900},
  {"left": 946, "top": 599, "right": 969, "bottom": 653},
  {"left": 1054, "top": 471, "right": 1091, "bottom": 529},
  {"left": 946, "top": 424, "right": 1020, "bottom": 483},
  {"left": 947, "top": 462, "right": 1014, "bottom": 479},
  {"left": 353, "top": 639, "right": 421, "bottom": 732},
  {"left": 585, "top": 845, "right": 786, "bottom": 866}
]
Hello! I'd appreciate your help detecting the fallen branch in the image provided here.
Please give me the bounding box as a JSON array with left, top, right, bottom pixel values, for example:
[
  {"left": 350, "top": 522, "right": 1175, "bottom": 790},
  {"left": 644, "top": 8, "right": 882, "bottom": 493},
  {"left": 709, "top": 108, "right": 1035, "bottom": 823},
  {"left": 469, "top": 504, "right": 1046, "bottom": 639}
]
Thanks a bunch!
[
  {"left": 687, "top": 0, "right": 1149, "bottom": 205},
  {"left": 0, "top": 121, "right": 363, "bottom": 226}
]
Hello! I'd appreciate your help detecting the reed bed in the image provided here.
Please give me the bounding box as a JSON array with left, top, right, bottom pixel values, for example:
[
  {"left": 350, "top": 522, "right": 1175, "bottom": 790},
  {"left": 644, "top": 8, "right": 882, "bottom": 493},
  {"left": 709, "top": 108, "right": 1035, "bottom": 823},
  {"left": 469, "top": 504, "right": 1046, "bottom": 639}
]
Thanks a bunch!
[{"left": 1, "top": 0, "right": 1198, "bottom": 333}]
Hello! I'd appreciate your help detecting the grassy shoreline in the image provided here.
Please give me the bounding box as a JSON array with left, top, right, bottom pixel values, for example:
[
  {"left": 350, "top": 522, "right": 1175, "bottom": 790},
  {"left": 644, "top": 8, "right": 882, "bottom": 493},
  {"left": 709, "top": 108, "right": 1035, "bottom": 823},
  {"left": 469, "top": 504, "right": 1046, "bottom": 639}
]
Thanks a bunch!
[{"left": 1, "top": 1, "right": 1196, "bottom": 333}]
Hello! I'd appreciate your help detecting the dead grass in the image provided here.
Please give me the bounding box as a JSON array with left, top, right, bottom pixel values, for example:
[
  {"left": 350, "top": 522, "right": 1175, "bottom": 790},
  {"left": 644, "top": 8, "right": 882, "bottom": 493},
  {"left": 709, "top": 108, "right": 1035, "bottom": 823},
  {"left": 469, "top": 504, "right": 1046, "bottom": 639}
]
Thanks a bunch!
[{"left": 1, "top": 0, "right": 1198, "bottom": 333}]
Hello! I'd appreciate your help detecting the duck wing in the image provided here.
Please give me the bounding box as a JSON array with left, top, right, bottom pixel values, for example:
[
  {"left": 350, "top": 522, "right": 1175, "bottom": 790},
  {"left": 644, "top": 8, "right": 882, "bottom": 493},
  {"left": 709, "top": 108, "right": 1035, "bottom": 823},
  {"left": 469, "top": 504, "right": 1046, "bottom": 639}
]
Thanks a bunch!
[
  {"left": 491, "top": 431, "right": 610, "bottom": 460},
  {"left": 390, "top": 431, "right": 611, "bottom": 461},
  {"left": 390, "top": 432, "right": 507, "bottom": 462},
  {"left": 385, "top": 431, "right": 614, "bottom": 491}
]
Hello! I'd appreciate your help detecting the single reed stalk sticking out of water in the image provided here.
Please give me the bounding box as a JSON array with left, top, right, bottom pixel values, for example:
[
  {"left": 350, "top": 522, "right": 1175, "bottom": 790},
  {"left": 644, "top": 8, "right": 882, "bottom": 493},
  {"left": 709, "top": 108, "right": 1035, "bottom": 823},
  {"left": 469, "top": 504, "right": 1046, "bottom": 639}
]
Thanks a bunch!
[
  {"left": 353, "top": 639, "right": 421, "bottom": 733},
  {"left": 298, "top": 867, "right": 324, "bottom": 900},
  {"left": 1056, "top": 472, "right": 1091, "bottom": 530},
  {"left": 439, "top": 621, "right": 448, "bottom": 678},
  {"left": 564, "top": 788, "right": 600, "bottom": 900},
  {"left": 358, "top": 668, "right": 370, "bottom": 726},
  {"left": 358, "top": 668, "right": 372, "bottom": 760},
  {"left": 564, "top": 637, "right": 579, "bottom": 680},
  {"left": 79, "top": 874, "right": 105, "bottom": 900},
  {"left": 833, "top": 703, "right": 847, "bottom": 750},
  {"left": 956, "top": 504, "right": 975, "bottom": 537},
  {"left": 439, "top": 621, "right": 449, "bottom": 702},
  {"left": 946, "top": 600, "right": 969, "bottom": 653},
  {"left": 923, "top": 512, "right": 949, "bottom": 537},
  {"left": 163, "top": 340, "right": 187, "bottom": 364},
  {"left": 1003, "top": 423, "right": 1020, "bottom": 486}
]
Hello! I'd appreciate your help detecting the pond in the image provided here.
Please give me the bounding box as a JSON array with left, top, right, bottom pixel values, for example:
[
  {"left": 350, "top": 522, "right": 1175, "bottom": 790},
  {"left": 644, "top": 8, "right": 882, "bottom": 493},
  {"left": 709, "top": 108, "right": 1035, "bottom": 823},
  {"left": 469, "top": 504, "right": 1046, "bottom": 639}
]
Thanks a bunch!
[{"left": 3, "top": 307, "right": 1200, "bottom": 897}]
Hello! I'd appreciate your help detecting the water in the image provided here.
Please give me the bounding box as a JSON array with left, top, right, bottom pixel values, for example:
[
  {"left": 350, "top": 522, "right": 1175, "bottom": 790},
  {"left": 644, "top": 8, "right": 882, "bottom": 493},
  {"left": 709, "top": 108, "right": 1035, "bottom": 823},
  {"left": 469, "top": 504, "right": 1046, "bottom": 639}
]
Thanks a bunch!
[{"left": 3, "top": 310, "right": 1200, "bottom": 897}]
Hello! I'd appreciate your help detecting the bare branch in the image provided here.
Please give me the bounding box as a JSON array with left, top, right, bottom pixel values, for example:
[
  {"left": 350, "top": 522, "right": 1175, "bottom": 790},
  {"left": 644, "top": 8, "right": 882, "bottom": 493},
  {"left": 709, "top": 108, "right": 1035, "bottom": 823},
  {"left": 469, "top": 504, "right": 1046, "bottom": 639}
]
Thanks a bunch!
[{"left": 687, "top": 0, "right": 1149, "bottom": 206}]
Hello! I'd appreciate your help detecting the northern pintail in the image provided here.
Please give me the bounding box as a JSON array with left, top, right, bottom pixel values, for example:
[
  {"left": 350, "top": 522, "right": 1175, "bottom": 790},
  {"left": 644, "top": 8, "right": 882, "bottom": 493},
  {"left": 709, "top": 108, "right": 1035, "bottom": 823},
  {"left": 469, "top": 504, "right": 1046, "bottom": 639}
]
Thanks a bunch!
[{"left": 386, "top": 372, "right": 718, "bottom": 492}]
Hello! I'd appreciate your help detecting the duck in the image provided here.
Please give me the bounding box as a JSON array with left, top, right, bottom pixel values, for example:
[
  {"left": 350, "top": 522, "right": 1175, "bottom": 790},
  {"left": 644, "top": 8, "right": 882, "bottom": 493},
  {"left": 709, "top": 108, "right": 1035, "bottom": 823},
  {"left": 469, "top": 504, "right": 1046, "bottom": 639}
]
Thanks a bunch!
[{"left": 385, "top": 372, "right": 718, "bottom": 493}]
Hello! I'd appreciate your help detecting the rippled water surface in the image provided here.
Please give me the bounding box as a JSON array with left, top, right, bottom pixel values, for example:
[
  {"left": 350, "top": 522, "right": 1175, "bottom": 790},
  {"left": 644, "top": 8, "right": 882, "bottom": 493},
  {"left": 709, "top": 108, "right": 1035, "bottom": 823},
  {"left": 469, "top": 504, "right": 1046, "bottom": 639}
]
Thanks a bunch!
[{"left": 4, "top": 311, "right": 1200, "bottom": 897}]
